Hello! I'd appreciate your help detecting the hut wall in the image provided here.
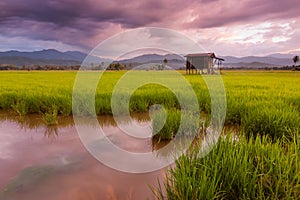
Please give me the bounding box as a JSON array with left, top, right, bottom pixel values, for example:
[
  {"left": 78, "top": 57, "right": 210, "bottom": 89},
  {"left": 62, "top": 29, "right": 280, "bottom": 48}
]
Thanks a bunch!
[{"left": 187, "top": 56, "right": 212, "bottom": 70}]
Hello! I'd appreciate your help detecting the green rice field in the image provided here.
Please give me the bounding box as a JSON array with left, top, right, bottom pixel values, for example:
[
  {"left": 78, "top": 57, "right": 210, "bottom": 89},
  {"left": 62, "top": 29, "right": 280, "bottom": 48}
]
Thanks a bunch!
[
  {"left": 0, "top": 70, "right": 299, "bottom": 199},
  {"left": 0, "top": 70, "right": 299, "bottom": 139}
]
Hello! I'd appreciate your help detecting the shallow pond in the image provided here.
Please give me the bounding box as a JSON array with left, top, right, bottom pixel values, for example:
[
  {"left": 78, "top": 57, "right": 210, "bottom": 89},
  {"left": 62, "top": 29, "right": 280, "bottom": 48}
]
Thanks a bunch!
[{"left": 0, "top": 112, "right": 168, "bottom": 200}]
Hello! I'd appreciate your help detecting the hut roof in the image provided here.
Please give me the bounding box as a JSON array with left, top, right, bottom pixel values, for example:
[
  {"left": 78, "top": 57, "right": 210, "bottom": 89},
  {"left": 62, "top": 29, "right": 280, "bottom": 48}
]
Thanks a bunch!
[
  {"left": 185, "top": 53, "right": 215, "bottom": 57},
  {"left": 185, "top": 53, "right": 224, "bottom": 61}
]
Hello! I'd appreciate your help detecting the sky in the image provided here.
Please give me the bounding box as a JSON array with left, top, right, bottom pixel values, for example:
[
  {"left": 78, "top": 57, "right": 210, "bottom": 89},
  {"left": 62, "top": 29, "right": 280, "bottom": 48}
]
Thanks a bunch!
[{"left": 0, "top": 0, "right": 300, "bottom": 57}]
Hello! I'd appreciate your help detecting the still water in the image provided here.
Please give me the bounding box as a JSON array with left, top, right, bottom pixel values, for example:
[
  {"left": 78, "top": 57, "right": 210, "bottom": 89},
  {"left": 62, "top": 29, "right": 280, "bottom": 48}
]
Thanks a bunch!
[{"left": 0, "top": 112, "right": 167, "bottom": 200}]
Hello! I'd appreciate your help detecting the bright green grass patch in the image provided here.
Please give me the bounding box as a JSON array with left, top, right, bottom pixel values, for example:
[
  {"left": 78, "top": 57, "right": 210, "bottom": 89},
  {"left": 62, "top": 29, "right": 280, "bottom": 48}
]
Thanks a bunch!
[
  {"left": 42, "top": 105, "right": 58, "bottom": 126},
  {"left": 242, "top": 100, "right": 299, "bottom": 140},
  {"left": 154, "top": 133, "right": 300, "bottom": 199},
  {"left": 0, "top": 70, "right": 299, "bottom": 138},
  {"left": 152, "top": 109, "right": 201, "bottom": 140}
]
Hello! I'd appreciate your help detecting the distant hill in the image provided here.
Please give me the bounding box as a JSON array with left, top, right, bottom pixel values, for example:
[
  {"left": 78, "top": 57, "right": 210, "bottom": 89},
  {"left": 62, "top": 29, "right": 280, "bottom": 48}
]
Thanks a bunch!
[
  {"left": 0, "top": 49, "right": 111, "bottom": 67},
  {"left": 114, "top": 53, "right": 185, "bottom": 69},
  {"left": 222, "top": 62, "right": 280, "bottom": 69},
  {"left": 222, "top": 56, "right": 293, "bottom": 67},
  {"left": 0, "top": 49, "right": 296, "bottom": 69},
  {"left": 115, "top": 53, "right": 184, "bottom": 63},
  {"left": 0, "top": 49, "right": 80, "bottom": 61},
  {"left": 0, "top": 56, "right": 80, "bottom": 67},
  {"left": 115, "top": 53, "right": 294, "bottom": 69}
]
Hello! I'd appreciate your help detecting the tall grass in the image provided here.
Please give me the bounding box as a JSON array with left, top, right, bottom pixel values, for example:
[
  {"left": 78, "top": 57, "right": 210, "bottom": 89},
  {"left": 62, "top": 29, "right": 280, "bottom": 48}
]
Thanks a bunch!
[
  {"left": 152, "top": 109, "right": 181, "bottom": 140},
  {"left": 0, "top": 71, "right": 299, "bottom": 139},
  {"left": 151, "top": 109, "right": 201, "bottom": 140},
  {"left": 154, "top": 132, "right": 300, "bottom": 199},
  {"left": 42, "top": 105, "right": 58, "bottom": 125},
  {"left": 11, "top": 100, "right": 29, "bottom": 116},
  {"left": 241, "top": 101, "right": 299, "bottom": 140}
]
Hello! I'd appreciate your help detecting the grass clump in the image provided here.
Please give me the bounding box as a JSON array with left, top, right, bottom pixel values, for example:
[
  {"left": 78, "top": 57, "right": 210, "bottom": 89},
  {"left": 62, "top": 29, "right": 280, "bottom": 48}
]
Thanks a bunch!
[
  {"left": 152, "top": 109, "right": 200, "bottom": 140},
  {"left": 42, "top": 106, "right": 58, "bottom": 126},
  {"left": 152, "top": 109, "right": 180, "bottom": 140},
  {"left": 12, "top": 100, "right": 29, "bottom": 117},
  {"left": 154, "top": 133, "right": 300, "bottom": 200},
  {"left": 241, "top": 102, "right": 299, "bottom": 140}
]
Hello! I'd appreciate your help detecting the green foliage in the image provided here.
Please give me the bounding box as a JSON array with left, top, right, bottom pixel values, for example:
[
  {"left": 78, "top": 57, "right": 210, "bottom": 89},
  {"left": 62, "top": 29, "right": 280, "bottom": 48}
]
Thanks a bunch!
[
  {"left": 241, "top": 101, "right": 299, "bottom": 140},
  {"left": 0, "top": 70, "right": 299, "bottom": 198},
  {"left": 12, "top": 99, "right": 29, "bottom": 116},
  {"left": 293, "top": 55, "right": 299, "bottom": 65},
  {"left": 152, "top": 109, "right": 181, "bottom": 140},
  {"left": 154, "top": 133, "right": 300, "bottom": 199},
  {"left": 152, "top": 109, "right": 201, "bottom": 140},
  {"left": 0, "top": 70, "right": 299, "bottom": 138},
  {"left": 42, "top": 105, "right": 58, "bottom": 126}
]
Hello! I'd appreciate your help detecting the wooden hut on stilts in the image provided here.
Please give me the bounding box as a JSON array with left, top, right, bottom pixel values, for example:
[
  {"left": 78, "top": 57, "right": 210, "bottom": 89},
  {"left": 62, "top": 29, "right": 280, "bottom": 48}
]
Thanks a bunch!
[{"left": 185, "top": 53, "right": 224, "bottom": 74}]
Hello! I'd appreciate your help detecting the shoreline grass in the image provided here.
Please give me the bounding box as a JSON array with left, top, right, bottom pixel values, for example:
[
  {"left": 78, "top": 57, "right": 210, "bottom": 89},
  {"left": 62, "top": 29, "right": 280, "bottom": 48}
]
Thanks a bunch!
[{"left": 154, "top": 132, "right": 300, "bottom": 199}]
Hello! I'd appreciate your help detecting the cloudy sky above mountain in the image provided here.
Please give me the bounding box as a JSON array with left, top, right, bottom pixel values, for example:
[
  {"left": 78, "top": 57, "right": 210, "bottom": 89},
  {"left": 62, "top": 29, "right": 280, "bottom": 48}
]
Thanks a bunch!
[{"left": 0, "top": 0, "right": 299, "bottom": 57}]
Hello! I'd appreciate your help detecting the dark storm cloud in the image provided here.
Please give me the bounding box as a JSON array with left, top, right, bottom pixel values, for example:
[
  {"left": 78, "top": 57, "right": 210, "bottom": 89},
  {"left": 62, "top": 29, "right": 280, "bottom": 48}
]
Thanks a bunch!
[
  {"left": 0, "top": 0, "right": 172, "bottom": 47},
  {"left": 1, "top": 0, "right": 298, "bottom": 32},
  {"left": 0, "top": 0, "right": 299, "bottom": 51},
  {"left": 0, "top": 0, "right": 82, "bottom": 26},
  {"left": 0, "top": 0, "right": 175, "bottom": 50},
  {"left": 0, "top": 0, "right": 166, "bottom": 29}
]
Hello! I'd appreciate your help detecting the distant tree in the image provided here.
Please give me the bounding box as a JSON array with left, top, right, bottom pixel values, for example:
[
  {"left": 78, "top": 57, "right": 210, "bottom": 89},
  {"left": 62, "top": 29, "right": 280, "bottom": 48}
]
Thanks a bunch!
[
  {"left": 128, "top": 63, "right": 133, "bottom": 69},
  {"left": 163, "top": 58, "right": 168, "bottom": 70},
  {"left": 115, "top": 63, "right": 120, "bottom": 70},
  {"left": 35, "top": 65, "right": 43, "bottom": 70},
  {"left": 163, "top": 58, "right": 168, "bottom": 64},
  {"left": 108, "top": 63, "right": 115, "bottom": 70},
  {"left": 292, "top": 55, "right": 299, "bottom": 65}
]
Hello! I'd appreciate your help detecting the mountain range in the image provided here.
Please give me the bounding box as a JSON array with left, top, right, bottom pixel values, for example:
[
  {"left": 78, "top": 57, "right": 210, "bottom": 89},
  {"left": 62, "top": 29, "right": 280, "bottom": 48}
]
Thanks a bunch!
[
  {"left": 114, "top": 53, "right": 296, "bottom": 69},
  {"left": 0, "top": 49, "right": 296, "bottom": 69},
  {"left": 0, "top": 49, "right": 110, "bottom": 67}
]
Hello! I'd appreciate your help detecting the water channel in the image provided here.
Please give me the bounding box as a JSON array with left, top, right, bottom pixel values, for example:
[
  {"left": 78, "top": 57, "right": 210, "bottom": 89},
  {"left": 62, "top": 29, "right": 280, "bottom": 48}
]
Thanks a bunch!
[{"left": 0, "top": 111, "right": 168, "bottom": 200}]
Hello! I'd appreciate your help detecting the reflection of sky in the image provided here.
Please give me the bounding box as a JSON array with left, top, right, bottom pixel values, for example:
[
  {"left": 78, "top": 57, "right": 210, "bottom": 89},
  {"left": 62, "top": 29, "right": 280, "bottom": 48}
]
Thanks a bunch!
[
  {"left": 0, "top": 120, "right": 76, "bottom": 161},
  {"left": 0, "top": 115, "right": 167, "bottom": 165},
  {"left": 115, "top": 117, "right": 152, "bottom": 139},
  {"left": 0, "top": 117, "right": 165, "bottom": 199},
  {"left": 78, "top": 119, "right": 190, "bottom": 173},
  {"left": 0, "top": 121, "right": 29, "bottom": 159}
]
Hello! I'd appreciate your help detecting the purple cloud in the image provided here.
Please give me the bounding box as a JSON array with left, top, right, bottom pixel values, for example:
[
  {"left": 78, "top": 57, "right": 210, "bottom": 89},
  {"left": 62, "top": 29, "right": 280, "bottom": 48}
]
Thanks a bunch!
[{"left": 0, "top": 0, "right": 299, "bottom": 55}]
